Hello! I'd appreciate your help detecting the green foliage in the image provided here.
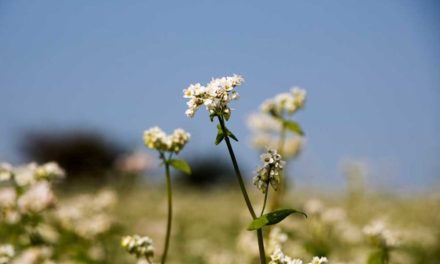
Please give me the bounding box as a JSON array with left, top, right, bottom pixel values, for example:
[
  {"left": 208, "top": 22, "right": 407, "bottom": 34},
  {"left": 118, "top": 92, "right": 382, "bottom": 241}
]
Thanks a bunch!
[
  {"left": 215, "top": 124, "right": 238, "bottom": 145},
  {"left": 247, "top": 209, "right": 307, "bottom": 230},
  {"left": 168, "top": 159, "right": 192, "bottom": 174},
  {"left": 283, "top": 120, "right": 305, "bottom": 136}
]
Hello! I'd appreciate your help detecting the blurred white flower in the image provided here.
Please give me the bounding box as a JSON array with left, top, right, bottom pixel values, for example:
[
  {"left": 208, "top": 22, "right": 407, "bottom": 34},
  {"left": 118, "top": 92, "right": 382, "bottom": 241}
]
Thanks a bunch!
[
  {"left": 261, "top": 87, "right": 306, "bottom": 117},
  {"left": 121, "top": 235, "right": 155, "bottom": 260},
  {"left": 308, "top": 257, "right": 328, "bottom": 264},
  {"left": 18, "top": 182, "right": 56, "bottom": 214},
  {"left": 269, "top": 247, "right": 302, "bottom": 264},
  {"left": 363, "top": 220, "right": 399, "bottom": 248},
  {"left": 0, "top": 244, "right": 14, "bottom": 264},
  {"left": 0, "top": 163, "right": 13, "bottom": 182},
  {"left": 12, "top": 247, "right": 52, "bottom": 264},
  {"left": 0, "top": 187, "right": 16, "bottom": 209},
  {"left": 143, "top": 127, "right": 190, "bottom": 154},
  {"left": 304, "top": 199, "right": 324, "bottom": 216},
  {"left": 34, "top": 162, "right": 65, "bottom": 181}
]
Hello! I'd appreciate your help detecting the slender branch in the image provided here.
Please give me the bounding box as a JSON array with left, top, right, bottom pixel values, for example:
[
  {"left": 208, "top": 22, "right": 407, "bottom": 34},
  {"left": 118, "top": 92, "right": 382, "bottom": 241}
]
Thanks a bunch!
[
  {"left": 260, "top": 185, "right": 270, "bottom": 216},
  {"left": 161, "top": 157, "right": 173, "bottom": 264},
  {"left": 217, "top": 116, "right": 257, "bottom": 219},
  {"left": 217, "top": 115, "right": 267, "bottom": 264}
]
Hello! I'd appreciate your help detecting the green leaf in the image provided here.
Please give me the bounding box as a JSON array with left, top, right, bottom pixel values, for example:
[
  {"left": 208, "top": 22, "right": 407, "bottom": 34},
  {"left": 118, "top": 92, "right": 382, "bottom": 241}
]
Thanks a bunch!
[
  {"left": 209, "top": 113, "right": 217, "bottom": 122},
  {"left": 215, "top": 131, "right": 224, "bottom": 145},
  {"left": 284, "top": 120, "right": 305, "bottom": 136},
  {"left": 227, "top": 130, "right": 238, "bottom": 142},
  {"left": 247, "top": 209, "right": 307, "bottom": 231},
  {"left": 168, "top": 159, "right": 191, "bottom": 174}
]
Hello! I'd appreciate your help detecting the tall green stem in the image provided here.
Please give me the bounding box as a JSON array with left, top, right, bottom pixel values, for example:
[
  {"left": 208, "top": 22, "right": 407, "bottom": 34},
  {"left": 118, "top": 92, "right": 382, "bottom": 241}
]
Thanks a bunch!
[
  {"left": 260, "top": 185, "right": 269, "bottom": 216},
  {"left": 217, "top": 116, "right": 267, "bottom": 264},
  {"left": 161, "top": 159, "right": 173, "bottom": 264}
]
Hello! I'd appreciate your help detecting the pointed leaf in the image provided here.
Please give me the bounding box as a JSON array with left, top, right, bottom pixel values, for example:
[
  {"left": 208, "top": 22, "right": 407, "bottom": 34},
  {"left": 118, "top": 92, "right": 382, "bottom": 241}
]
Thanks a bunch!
[
  {"left": 169, "top": 159, "right": 191, "bottom": 174},
  {"left": 209, "top": 113, "right": 217, "bottom": 122},
  {"left": 247, "top": 209, "right": 307, "bottom": 230},
  {"left": 227, "top": 130, "right": 239, "bottom": 142},
  {"left": 215, "top": 131, "right": 224, "bottom": 145},
  {"left": 284, "top": 120, "right": 305, "bottom": 136}
]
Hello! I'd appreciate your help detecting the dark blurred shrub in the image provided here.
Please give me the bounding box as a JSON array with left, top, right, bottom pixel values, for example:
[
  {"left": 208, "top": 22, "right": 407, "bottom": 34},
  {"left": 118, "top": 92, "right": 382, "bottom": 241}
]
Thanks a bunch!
[
  {"left": 177, "top": 156, "right": 235, "bottom": 187},
  {"left": 20, "top": 129, "right": 124, "bottom": 184}
]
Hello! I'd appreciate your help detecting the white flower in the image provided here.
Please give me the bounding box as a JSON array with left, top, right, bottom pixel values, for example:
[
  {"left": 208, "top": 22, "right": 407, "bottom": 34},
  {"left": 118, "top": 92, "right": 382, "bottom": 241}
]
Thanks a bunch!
[
  {"left": 253, "top": 149, "right": 285, "bottom": 192},
  {"left": 269, "top": 247, "right": 302, "bottom": 264},
  {"left": 261, "top": 87, "right": 307, "bottom": 117},
  {"left": 18, "top": 182, "right": 56, "bottom": 214},
  {"left": 363, "top": 220, "right": 399, "bottom": 247},
  {"left": 35, "top": 162, "right": 65, "bottom": 181},
  {"left": 183, "top": 74, "right": 243, "bottom": 118},
  {"left": 0, "top": 187, "right": 17, "bottom": 209},
  {"left": 143, "top": 127, "right": 190, "bottom": 154},
  {"left": 0, "top": 244, "right": 14, "bottom": 264},
  {"left": 308, "top": 257, "right": 328, "bottom": 264},
  {"left": 121, "top": 235, "right": 155, "bottom": 259},
  {"left": 0, "top": 163, "right": 13, "bottom": 182}
]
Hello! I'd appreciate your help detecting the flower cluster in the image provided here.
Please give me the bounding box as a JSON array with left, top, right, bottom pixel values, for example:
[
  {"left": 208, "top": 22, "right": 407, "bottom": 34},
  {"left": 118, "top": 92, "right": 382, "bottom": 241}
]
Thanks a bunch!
[
  {"left": 363, "top": 220, "right": 399, "bottom": 248},
  {"left": 55, "top": 190, "right": 116, "bottom": 240},
  {"left": 183, "top": 74, "right": 243, "bottom": 119},
  {"left": 261, "top": 87, "right": 306, "bottom": 117},
  {"left": 269, "top": 248, "right": 328, "bottom": 264},
  {"left": 0, "top": 244, "right": 14, "bottom": 264},
  {"left": 143, "top": 127, "right": 190, "bottom": 154},
  {"left": 121, "top": 235, "right": 155, "bottom": 260},
  {"left": 253, "top": 149, "right": 285, "bottom": 192}
]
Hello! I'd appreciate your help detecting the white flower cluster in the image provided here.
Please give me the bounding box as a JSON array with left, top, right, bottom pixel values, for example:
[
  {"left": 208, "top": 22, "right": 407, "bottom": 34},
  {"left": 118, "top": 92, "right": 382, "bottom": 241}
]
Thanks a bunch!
[
  {"left": 55, "top": 190, "right": 116, "bottom": 240},
  {"left": 261, "top": 87, "right": 306, "bottom": 117},
  {"left": 183, "top": 74, "right": 243, "bottom": 118},
  {"left": 363, "top": 220, "right": 399, "bottom": 248},
  {"left": 253, "top": 149, "right": 285, "bottom": 192},
  {"left": 0, "top": 162, "right": 64, "bottom": 187},
  {"left": 121, "top": 235, "right": 155, "bottom": 260},
  {"left": 0, "top": 162, "right": 63, "bottom": 223},
  {"left": 269, "top": 248, "right": 328, "bottom": 264},
  {"left": 143, "top": 127, "right": 190, "bottom": 154},
  {"left": 0, "top": 244, "right": 14, "bottom": 264}
]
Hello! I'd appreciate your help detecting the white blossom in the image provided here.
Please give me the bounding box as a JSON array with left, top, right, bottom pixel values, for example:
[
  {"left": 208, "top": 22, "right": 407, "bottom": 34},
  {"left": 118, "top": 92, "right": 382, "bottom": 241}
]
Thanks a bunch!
[
  {"left": 17, "top": 182, "right": 56, "bottom": 214},
  {"left": 253, "top": 149, "right": 285, "bottom": 192},
  {"left": 183, "top": 74, "right": 243, "bottom": 118},
  {"left": 261, "top": 87, "right": 307, "bottom": 117},
  {"left": 308, "top": 257, "right": 328, "bottom": 264},
  {"left": 121, "top": 235, "right": 155, "bottom": 260},
  {"left": 0, "top": 244, "right": 14, "bottom": 264},
  {"left": 363, "top": 220, "right": 399, "bottom": 248},
  {"left": 143, "top": 127, "right": 190, "bottom": 154}
]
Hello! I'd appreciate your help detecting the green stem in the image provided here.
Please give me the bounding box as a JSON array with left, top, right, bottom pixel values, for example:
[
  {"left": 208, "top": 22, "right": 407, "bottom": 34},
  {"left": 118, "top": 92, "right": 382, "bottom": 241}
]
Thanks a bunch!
[
  {"left": 260, "top": 185, "right": 269, "bottom": 217},
  {"left": 217, "top": 116, "right": 267, "bottom": 264},
  {"left": 161, "top": 156, "right": 173, "bottom": 264}
]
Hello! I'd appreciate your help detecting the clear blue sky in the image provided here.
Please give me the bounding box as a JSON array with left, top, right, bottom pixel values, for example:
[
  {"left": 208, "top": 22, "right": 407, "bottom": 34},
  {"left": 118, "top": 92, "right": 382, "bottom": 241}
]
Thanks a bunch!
[{"left": 1, "top": 0, "right": 439, "bottom": 191}]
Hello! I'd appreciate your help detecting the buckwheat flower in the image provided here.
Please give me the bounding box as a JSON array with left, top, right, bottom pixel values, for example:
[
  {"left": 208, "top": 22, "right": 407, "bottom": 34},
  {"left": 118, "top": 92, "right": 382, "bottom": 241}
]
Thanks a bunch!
[
  {"left": 261, "top": 87, "right": 307, "bottom": 117},
  {"left": 0, "top": 187, "right": 17, "bottom": 209},
  {"left": 121, "top": 235, "right": 155, "bottom": 260},
  {"left": 183, "top": 74, "right": 243, "bottom": 119},
  {"left": 13, "top": 163, "right": 38, "bottom": 186},
  {"left": 308, "top": 257, "right": 328, "bottom": 264},
  {"left": 0, "top": 244, "right": 14, "bottom": 264},
  {"left": 170, "top": 128, "right": 191, "bottom": 154},
  {"left": 143, "top": 127, "right": 190, "bottom": 154},
  {"left": 34, "top": 162, "right": 65, "bottom": 182},
  {"left": 363, "top": 220, "right": 399, "bottom": 248},
  {"left": 0, "top": 163, "right": 13, "bottom": 182},
  {"left": 17, "top": 181, "right": 56, "bottom": 214},
  {"left": 253, "top": 149, "right": 285, "bottom": 192},
  {"left": 269, "top": 248, "right": 302, "bottom": 264},
  {"left": 268, "top": 227, "right": 288, "bottom": 254}
]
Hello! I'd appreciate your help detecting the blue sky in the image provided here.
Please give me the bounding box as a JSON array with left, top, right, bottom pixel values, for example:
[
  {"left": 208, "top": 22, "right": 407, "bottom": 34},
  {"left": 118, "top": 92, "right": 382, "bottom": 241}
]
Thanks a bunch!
[{"left": 1, "top": 0, "right": 439, "bottom": 191}]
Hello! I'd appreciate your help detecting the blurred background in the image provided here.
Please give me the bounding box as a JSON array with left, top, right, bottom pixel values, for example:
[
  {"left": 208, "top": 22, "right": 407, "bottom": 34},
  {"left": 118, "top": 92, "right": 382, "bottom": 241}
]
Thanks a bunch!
[
  {"left": 1, "top": 0, "right": 439, "bottom": 192},
  {"left": 0, "top": 1, "right": 439, "bottom": 263}
]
